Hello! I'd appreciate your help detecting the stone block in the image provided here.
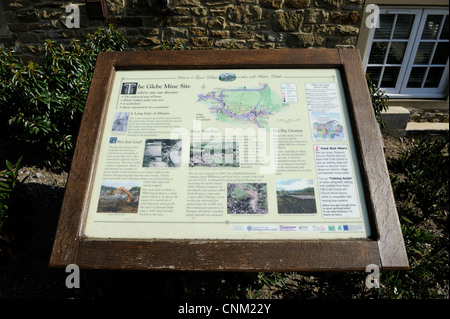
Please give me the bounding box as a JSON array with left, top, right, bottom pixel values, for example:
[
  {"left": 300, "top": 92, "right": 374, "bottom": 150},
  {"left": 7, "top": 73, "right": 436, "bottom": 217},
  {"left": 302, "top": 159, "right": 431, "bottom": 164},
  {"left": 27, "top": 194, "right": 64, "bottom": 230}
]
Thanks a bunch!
[
  {"left": 172, "top": 16, "right": 198, "bottom": 27},
  {"left": 380, "top": 106, "right": 410, "bottom": 137},
  {"left": 324, "top": 35, "right": 355, "bottom": 47},
  {"left": 32, "top": 20, "right": 59, "bottom": 30},
  {"left": 301, "top": 24, "right": 313, "bottom": 33},
  {"left": 0, "top": 37, "right": 15, "bottom": 48},
  {"left": 227, "top": 22, "right": 244, "bottom": 31},
  {"left": 107, "top": 17, "right": 143, "bottom": 27},
  {"left": 137, "top": 37, "right": 161, "bottom": 46},
  {"left": 191, "top": 37, "right": 214, "bottom": 47},
  {"left": 7, "top": 2, "right": 25, "bottom": 9},
  {"left": 342, "top": 1, "right": 363, "bottom": 10},
  {"left": 126, "top": 0, "right": 153, "bottom": 15},
  {"left": 336, "top": 25, "right": 358, "bottom": 36},
  {"left": 162, "top": 27, "right": 189, "bottom": 41},
  {"left": 191, "top": 7, "right": 208, "bottom": 16},
  {"left": 200, "top": 17, "right": 227, "bottom": 30},
  {"left": 231, "top": 30, "right": 255, "bottom": 39},
  {"left": 34, "top": 1, "right": 70, "bottom": 9},
  {"left": 330, "top": 11, "right": 360, "bottom": 25},
  {"left": 227, "top": 4, "right": 266, "bottom": 24},
  {"left": 18, "top": 32, "right": 40, "bottom": 43},
  {"left": 260, "top": 0, "right": 285, "bottom": 9},
  {"left": 215, "top": 39, "right": 247, "bottom": 49},
  {"left": 272, "top": 10, "right": 303, "bottom": 31},
  {"left": 305, "top": 9, "right": 329, "bottom": 24},
  {"left": 288, "top": 32, "right": 325, "bottom": 47},
  {"left": 126, "top": 29, "right": 142, "bottom": 37},
  {"left": 17, "top": 9, "right": 39, "bottom": 22},
  {"left": 346, "top": 0, "right": 363, "bottom": 4},
  {"left": 210, "top": 7, "right": 227, "bottom": 16},
  {"left": 314, "top": 0, "right": 343, "bottom": 9},
  {"left": 204, "top": 0, "right": 234, "bottom": 5},
  {"left": 245, "top": 22, "right": 271, "bottom": 31},
  {"left": 139, "top": 28, "right": 159, "bottom": 36},
  {"left": 211, "top": 30, "right": 230, "bottom": 38},
  {"left": 249, "top": 41, "right": 275, "bottom": 49},
  {"left": 314, "top": 24, "right": 335, "bottom": 35},
  {"left": 284, "top": 0, "right": 310, "bottom": 9},
  {"left": 177, "top": 0, "right": 202, "bottom": 5},
  {"left": 42, "top": 10, "right": 62, "bottom": 19},
  {"left": 190, "top": 27, "right": 208, "bottom": 36},
  {"left": 8, "top": 23, "right": 28, "bottom": 32},
  {"left": 143, "top": 16, "right": 170, "bottom": 28},
  {"left": 172, "top": 7, "right": 189, "bottom": 15},
  {"left": 23, "top": 44, "right": 44, "bottom": 54},
  {"left": 406, "top": 122, "right": 449, "bottom": 136},
  {"left": 106, "top": 0, "right": 126, "bottom": 15}
]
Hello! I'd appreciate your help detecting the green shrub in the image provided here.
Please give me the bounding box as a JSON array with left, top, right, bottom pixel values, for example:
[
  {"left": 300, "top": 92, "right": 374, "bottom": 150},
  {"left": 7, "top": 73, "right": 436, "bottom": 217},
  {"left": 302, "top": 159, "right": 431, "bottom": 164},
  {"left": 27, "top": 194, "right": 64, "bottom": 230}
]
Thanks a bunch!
[
  {"left": 366, "top": 73, "right": 389, "bottom": 128},
  {"left": 0, "top": 25, "right": 127, "bottom": 169},
  {"left": 0, "top": 157, "right": 27, "bottom": 253}
]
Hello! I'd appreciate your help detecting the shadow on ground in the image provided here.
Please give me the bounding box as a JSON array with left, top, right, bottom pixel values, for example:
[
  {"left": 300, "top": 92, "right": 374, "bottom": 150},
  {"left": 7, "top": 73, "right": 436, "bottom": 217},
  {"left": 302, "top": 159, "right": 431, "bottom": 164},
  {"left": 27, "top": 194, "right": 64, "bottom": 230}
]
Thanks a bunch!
[{"left": 0, "top": 181, "right": 266, "bottom": 299}]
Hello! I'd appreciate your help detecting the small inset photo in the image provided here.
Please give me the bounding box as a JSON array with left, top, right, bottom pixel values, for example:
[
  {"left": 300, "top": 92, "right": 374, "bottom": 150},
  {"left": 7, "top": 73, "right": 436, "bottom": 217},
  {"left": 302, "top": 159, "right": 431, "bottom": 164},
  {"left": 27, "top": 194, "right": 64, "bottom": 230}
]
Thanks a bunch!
[
  {"left": 310, "top": 113, "right": 345, "bottom": 141},
  {"left": 121, "top": 82, "right": 138, "bottom": 94},
  {"left": 190, "top": 141, "right": 239, "bottom": 167},
  {"left": 227, "top": 183, "right": 268, "bottom": 214},
  {"left": 97, "top": 180, "right": 141, "bottom": 214},
  {"left": 143, "top": 139, "right": 182, "bottom": 167},
  {"left": 112, "top": 112, "right": 129, "bottom": 132},
  {"left": 276, "top": 179, "right": 316, "bottom": 214}
]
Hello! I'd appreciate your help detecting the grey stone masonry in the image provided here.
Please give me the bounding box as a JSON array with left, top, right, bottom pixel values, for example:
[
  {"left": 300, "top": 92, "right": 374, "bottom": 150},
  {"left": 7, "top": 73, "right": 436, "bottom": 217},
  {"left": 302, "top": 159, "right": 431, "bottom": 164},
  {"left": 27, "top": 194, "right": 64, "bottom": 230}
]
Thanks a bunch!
[{"left": 0, "top": 0, "right": 363, "bottom": 61}]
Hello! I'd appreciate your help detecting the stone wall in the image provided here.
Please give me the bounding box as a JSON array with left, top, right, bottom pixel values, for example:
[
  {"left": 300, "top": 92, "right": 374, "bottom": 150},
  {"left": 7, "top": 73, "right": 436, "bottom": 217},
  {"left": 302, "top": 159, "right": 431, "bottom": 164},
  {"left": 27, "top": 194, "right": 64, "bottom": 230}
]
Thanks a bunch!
[{"left": 1, "top": 0, "right": 363, "bottom": 61}]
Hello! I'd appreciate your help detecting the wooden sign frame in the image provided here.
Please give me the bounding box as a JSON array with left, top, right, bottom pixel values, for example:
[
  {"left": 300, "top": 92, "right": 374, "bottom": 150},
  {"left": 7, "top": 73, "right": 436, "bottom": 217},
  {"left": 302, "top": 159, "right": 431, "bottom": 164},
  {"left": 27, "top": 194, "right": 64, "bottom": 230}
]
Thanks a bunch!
[{"left": 49, "top": 49, "right": 409, "bottom": 271}]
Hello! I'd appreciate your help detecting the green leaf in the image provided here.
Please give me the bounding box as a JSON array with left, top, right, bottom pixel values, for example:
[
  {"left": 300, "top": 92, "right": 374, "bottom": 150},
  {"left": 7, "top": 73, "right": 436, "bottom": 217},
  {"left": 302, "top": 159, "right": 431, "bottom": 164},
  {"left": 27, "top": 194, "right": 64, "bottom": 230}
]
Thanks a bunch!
[
  {"left": 5, "top": 160, "right": 13, "bottom": 172},
  {"left": 0, "top": 182, "right": 10, "bottom": 188}
]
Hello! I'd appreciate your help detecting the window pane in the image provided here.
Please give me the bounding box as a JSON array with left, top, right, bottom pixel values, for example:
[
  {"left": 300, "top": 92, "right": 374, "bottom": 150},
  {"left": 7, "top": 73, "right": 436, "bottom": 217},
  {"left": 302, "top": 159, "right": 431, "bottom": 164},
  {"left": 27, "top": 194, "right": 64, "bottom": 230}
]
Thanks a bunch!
[
  {"left": 374, "top": 14, "right": 394, "bottom": 39},
  {"left": 407, "top": 67, "right": 427, "bottom": 88},
  {"left": 369, "top": 42, "right": 388, "bottom": 64},
  {"left": 414, "top": 42, "right": 434, "bottom": 64},
  {"left": 381, "top": 67, "right": 400, "bottom": 87},
  {"left": 432, "top": 42, "right": 449, "bottom": 64},
  {"left": 387, "top": 42, "right": 407, "bottom": 64},
  {"left": 366, "top": 67, "right": 382, "bottom": 86},
  {"left": 425, "top": 67, "right": 445, "bottom": 87},
  {"left": 422, "top": 15, "right": 443, "bottom": 39},
  {"left": 440, "top": 16, "right": 448, "bottom": 39},
  {"left": 393, "top": 15, "right": 415, "bottom": 39}
]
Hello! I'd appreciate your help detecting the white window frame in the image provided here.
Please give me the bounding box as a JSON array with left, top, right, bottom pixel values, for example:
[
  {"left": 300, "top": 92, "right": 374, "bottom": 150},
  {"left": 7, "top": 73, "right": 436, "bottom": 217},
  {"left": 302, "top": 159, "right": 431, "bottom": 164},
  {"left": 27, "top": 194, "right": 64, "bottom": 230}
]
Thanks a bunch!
[{"left": 363, "top": 7, "right": 449, "bottom": 99}]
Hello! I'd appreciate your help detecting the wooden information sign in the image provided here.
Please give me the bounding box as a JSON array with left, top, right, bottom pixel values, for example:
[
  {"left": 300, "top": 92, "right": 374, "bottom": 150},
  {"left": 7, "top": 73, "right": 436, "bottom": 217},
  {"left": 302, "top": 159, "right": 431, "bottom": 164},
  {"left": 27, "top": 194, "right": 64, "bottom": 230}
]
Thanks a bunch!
[{"left": 49, "top": 49, "right": 409, "bottom": 271}]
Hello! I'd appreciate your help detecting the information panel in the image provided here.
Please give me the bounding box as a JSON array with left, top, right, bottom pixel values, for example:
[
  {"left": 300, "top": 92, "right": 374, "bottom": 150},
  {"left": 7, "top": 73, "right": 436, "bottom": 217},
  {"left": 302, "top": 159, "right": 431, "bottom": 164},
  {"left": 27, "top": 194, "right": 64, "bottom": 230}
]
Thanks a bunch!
[
  {"left": 83, "top": 68, "right": 371, "bottom": 240},
  {"left": 50, "top": 49, "right": 409, "bottom": 271}
]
